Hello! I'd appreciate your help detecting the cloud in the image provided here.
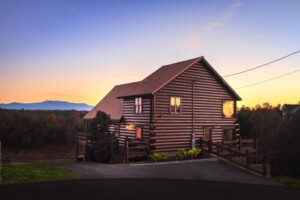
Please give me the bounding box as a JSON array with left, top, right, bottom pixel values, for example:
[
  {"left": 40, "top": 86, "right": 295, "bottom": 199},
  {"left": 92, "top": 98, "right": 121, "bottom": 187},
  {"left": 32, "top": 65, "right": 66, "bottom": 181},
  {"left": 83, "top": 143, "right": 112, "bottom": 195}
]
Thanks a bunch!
[
  {"left": 204, "top": 22, "right": 223, "bottom": 31},
  {"left": 177, "top": 36, "right": 202, "bottom": 50},
  {"left": 224, "top": 0, "right": 243, "bottom": 19},
  {"left": 255, "top": 34, "right": 265, "bottom": 40},
  {"left": 112, "top": 72, "right": 144, "bottom": 78}
]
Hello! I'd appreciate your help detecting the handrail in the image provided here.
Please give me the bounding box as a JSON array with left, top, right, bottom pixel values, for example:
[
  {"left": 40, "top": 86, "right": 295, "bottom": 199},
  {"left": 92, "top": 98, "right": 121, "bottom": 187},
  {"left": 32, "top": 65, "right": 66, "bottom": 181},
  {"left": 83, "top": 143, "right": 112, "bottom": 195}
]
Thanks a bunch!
[{"left": 200, "top": 138, "right": 268, "bottom": 177}]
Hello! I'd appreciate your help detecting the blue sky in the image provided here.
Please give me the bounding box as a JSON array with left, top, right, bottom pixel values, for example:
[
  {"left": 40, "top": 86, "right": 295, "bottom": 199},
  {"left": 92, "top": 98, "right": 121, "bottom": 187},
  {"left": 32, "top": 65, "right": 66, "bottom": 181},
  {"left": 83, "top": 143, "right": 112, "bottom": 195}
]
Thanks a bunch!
[{"left": 1, "top": 0, "right": 300, "bottom": 106}]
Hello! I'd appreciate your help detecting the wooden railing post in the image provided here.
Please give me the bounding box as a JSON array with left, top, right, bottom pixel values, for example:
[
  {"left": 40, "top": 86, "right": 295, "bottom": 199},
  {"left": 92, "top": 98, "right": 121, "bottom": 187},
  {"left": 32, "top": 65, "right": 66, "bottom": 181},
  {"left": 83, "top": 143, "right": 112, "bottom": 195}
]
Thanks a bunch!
[
  {"left": 216, "top": 142, "right": 220, "bottom": 156},
  {"left": 147, "top": 139, "right": 150, "bottom": 160},
  {"left": 245, "top": 149, "right": 249, "bottom": 170},
  {"left": 262, "top": 155, "right": 267, "bottom": 177},
  {"left": 125, "top": 136, "right": 129, "bottom": 163},
  {"left": 199, "top": 138, "right": 203, "bottom": 149},
  {"left": 208, "top": 140, "right": 212, "bottom": 153},
  {"left": 110, "top": 139, "right": 114, "bottom": 158},
  {"left": 238, "top": 136, "right": 241, "bottom": 151}
]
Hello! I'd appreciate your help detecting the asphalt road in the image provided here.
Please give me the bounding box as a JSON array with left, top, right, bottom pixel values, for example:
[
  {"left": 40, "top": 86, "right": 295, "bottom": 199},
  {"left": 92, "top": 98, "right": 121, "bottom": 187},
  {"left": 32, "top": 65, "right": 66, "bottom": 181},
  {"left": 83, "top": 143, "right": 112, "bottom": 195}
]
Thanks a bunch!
[
  {"left": 57, "top": 158, "right": 278, "bottom": 185},
  {"left": 1, "top": 178, "right": 300, "bottom": 200}
]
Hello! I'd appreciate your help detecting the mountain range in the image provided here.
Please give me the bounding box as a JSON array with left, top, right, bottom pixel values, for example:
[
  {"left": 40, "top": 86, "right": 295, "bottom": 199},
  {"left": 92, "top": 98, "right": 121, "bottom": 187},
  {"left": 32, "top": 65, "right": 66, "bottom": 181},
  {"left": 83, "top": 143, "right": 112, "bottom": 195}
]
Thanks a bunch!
[{"left": 0, "top": 100, "right": 93, "bottom": 111}]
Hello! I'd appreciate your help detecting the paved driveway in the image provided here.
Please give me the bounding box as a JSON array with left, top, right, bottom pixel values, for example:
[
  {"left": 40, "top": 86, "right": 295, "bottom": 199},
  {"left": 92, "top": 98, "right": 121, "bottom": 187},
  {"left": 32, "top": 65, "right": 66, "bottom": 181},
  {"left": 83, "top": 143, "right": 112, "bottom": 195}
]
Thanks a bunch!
[{"left": 57, "top": 158, "right": 278, "bottom": 185}]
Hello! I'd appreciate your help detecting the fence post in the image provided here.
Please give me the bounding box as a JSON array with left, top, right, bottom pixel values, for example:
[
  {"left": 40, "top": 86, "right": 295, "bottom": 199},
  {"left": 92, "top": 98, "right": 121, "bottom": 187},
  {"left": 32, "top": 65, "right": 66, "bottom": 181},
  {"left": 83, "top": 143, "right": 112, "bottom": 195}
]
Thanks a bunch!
[
  {"left": 245, "top": 149, "right": 249, "bottom": 170},
  {"left": 147, "top": 139, "right": 150, "bottom": 160},
  {"left": 263, "top": 155, "right": 267, "bottom": 177},
  {"left": 208, "top": 140, "right": 212, "bottom": 153},
  {"left": 238, "top": 136, "right": 241, "bottom": 151},
  {"left": 199, "top": 138, "right": 202, "bottom": 149},
  {"left": 110, "top": 139, "right": 114, "bottom": 158},
  {"left": 125, "top": 137, "right": 129, "bottom": 163},
  {"left": 216, "top": 142, "right": 220, "bottom": 156}
]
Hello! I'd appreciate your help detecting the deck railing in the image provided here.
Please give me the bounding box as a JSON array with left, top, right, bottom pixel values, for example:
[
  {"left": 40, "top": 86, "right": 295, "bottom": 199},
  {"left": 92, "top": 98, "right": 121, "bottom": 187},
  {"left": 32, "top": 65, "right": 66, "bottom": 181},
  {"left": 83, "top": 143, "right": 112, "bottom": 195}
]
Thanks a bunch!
[
  {"left": 125, "top": 137, "right": 150, "bottom": 163},
  {"left": 200, "top": 138, "right": 270, "bottom": 177}
]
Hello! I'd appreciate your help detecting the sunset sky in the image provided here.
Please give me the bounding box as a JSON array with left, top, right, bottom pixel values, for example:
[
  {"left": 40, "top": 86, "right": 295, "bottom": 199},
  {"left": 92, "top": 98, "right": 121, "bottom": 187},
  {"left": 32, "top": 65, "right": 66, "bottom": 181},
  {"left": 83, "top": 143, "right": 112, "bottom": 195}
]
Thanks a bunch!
[{"left": 1, "top": 0, "right": 299, "bottom": 108}]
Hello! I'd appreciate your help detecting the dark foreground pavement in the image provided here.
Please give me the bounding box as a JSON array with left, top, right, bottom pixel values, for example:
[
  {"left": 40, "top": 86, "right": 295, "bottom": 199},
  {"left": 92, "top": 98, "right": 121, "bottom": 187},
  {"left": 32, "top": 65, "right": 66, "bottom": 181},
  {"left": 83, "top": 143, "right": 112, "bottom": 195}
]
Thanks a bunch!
[
  {"left": 57, "top": 158, "right": 278, "bottom": 185},
  {"left": 1, "top": 178, "right": 300, "bottom": 200}
]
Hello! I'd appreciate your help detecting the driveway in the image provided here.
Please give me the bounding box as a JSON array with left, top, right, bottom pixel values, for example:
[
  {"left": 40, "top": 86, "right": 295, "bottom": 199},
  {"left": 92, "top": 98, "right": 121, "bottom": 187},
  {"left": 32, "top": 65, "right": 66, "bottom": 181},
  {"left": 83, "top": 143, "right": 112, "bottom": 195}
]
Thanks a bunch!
[{"left": 57, "top": 158, "right": 278, "bottom": 185}]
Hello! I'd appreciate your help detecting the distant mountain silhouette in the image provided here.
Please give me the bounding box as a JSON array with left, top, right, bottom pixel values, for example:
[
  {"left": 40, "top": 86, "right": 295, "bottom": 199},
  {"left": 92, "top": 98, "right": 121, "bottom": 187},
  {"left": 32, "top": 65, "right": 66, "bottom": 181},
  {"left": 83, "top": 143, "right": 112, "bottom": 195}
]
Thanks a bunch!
[{"left": 0, "top": 100, "right": 93, "bottom": 111}]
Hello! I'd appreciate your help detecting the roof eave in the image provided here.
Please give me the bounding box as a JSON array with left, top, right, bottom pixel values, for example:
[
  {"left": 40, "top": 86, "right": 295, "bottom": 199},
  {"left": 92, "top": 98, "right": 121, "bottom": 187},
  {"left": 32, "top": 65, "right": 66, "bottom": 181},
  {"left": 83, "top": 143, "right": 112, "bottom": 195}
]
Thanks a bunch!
[
  {"left": 202, "top": 58, "right": 242, "bottom": 101},
  {"left": 152, "top": 56, "right": 204, "bottom": 95},
  {"left": 117, "top": 93, "right": 153, "bottom": 99}
]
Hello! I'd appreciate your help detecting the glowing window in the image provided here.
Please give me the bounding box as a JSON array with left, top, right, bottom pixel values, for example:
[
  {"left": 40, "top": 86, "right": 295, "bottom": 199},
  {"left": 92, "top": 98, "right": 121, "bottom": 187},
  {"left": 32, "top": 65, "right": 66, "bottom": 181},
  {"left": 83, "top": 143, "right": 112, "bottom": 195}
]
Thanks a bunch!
[
  {"left": 170, "top": 97, "right": 181, "bottom": 113},
  {"left": 223, "top": 100, "right": 235, "bottom": 118},
  {"left": 136, "top": 127, "right": 142, "bottom": 139}
]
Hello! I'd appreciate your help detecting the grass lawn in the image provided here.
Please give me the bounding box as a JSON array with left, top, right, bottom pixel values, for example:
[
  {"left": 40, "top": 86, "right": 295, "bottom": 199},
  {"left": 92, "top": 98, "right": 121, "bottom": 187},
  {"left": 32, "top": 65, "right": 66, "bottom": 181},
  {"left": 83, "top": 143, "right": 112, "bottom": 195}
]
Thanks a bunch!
[
  {"left": 1, "top": 164, "right": 76, "bottom": 184},
  {"left": 275, "top": 176, "right": 300, "bottom": 187}
]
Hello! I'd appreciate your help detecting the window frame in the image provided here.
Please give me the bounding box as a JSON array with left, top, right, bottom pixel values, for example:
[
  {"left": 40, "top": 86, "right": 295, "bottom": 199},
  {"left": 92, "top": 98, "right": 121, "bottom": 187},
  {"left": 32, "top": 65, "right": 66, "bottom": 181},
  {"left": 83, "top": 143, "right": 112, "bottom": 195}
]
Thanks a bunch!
[
  {"left": 135, "top": 126, "right": 143, "bottom": 139},
  {"left": 170, "top": 96, "right": 182, "bottom": 114},
  {"left": 135, "top": 97, "right": 143, "bottom": 114},
  {"left": 222, "top": 100, "right": 236, "bottom": 119}
]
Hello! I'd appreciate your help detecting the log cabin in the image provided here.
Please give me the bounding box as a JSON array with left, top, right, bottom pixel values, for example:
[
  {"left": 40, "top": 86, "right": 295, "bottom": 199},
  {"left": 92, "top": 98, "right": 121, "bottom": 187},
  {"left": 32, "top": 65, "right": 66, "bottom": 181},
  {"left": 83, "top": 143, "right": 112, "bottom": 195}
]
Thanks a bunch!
[{"left": 84, "top": 56, "right": 242, "bottom": 154}]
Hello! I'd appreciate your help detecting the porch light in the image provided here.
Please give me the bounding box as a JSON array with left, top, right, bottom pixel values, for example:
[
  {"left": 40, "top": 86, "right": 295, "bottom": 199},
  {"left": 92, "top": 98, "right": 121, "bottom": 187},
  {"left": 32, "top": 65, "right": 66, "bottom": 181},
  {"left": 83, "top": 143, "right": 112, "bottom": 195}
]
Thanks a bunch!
[{"left": 126, "top": 124, "right": 135, "bottom": 130}]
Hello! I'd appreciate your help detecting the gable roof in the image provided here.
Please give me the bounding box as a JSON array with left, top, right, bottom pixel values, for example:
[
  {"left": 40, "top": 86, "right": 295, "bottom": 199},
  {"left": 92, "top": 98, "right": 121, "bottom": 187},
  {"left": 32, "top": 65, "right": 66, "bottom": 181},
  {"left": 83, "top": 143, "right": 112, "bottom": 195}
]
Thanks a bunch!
[{"left": 83, "top": 56, "right": 241, "bottom": 120}]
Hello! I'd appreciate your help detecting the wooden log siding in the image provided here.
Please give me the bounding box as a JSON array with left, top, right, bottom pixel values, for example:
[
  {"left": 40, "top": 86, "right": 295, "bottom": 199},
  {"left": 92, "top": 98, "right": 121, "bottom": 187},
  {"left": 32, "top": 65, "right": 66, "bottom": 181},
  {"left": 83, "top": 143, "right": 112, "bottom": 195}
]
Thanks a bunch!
[
  {"left": 118, "top": 97, "right": 151, "bottom": 146},
  {"left": 151, "top": 62, "right": 237, "bottom": 152}
]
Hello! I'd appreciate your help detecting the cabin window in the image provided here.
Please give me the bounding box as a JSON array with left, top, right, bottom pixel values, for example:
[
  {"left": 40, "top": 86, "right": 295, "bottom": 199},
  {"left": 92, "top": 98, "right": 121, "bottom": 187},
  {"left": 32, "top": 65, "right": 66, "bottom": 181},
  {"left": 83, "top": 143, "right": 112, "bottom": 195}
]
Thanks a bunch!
[
  {"left": 223, "top": 129, "right": 235, "bottom": 141},
  {"left": 170, "top": 97, "right": 181, "bottom": 114},
  {"left": 136, "top": 126, "right": 143, "bottom": 139},
  {"left": 135, "top": 97, "right": 142, "bottom": 113},
  {"left": 222, "top": 100, "right": 235, "bottom": 118}
]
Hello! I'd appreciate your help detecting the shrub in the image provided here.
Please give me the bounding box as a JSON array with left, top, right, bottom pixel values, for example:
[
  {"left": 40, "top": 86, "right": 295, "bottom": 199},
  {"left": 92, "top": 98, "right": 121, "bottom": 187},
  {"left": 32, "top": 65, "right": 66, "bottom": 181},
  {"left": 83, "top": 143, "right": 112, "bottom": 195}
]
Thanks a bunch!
[
  {"left": 175, "top": 148, "right": 187, "bottom": 160},
  {"left": 150, "top": 153, "right": 160, "bottom": 162},
  {"left": 187, "top": 148, "right": 201, "bottom": 159},
  {"left": 150, "top": 152, "right": 168, "bottom": 162},
  {"left": 160, "top": 152, "right": 168, "bottom": 161}
]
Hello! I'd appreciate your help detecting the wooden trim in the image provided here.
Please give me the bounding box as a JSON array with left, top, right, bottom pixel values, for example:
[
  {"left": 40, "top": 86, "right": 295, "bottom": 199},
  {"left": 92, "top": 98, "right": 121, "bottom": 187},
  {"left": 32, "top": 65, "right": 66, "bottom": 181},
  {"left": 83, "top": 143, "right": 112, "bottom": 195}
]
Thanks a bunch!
[{"left": 201, "top": 59, "right": 242, "bottom": 100}]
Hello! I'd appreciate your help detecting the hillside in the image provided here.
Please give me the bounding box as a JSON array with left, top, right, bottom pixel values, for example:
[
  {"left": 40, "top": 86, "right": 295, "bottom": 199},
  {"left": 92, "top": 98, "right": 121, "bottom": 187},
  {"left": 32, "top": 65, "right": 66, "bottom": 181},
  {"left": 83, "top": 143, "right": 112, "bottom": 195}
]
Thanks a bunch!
[{"left": 0, "top": 100, "right": 93, "bottom": 111}]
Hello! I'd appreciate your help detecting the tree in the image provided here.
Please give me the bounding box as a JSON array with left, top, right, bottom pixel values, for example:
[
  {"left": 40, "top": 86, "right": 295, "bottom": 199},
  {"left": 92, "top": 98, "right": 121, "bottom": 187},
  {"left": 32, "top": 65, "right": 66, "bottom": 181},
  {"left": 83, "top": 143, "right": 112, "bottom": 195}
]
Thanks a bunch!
[
  {"left": 237, "top": 105, "right": 253, "bottom": 138},
  {"left": 273, "top": 109, "right": 300, "bottom": 177},
  {"left": 249, "top": 103, "right": 283, "bottom": 160},
  {"left": 89, "top": 111, "right": 112, "bottom": 142},
  {"left": 88, "top": 111, "right": 114, "bottom": 163}
]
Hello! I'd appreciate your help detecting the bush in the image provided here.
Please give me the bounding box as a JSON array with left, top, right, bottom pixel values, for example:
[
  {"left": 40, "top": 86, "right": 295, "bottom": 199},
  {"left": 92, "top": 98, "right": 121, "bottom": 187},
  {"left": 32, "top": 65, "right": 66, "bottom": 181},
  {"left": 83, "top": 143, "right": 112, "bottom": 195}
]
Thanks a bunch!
[
  {"left": 175, "top": 148, "right": 187, "bottom": 160},
  {"left": 93, "top": 141, "right": 111, "bottom": 163},
  {"left": 160, "top": 152, "right": 168, "bottom": 161},
  {"left": 187, "top": 148, "right": 201, "bottom": 159},
  {"left": 150, "top": 152, "right": 168, "bottom": 162}
]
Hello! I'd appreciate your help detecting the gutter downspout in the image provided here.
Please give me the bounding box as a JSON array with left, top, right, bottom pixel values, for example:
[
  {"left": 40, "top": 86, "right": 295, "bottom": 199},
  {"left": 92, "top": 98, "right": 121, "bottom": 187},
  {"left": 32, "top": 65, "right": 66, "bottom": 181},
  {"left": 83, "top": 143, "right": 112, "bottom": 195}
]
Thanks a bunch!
[{"left": 191, "top": 80, "right": 196, "bottom": 148}]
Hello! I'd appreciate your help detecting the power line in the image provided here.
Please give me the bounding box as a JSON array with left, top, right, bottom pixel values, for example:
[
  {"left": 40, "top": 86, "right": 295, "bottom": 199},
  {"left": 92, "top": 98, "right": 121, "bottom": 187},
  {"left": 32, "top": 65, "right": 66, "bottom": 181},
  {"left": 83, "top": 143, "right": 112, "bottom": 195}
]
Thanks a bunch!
[
  {"left": 235, "top": 69, "right": 300, "bottom": 89},
  {"left": 223, "top": 50, "right": 300, "bottom": 77}
]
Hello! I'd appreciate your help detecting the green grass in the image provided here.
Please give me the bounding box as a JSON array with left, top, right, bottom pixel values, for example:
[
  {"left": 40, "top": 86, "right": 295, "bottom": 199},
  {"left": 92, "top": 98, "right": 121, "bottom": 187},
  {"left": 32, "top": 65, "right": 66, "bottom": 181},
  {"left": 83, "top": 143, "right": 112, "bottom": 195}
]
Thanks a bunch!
[
  {"left": 275, "top": 176, "right": 300, "bottom": 187},
  {"left": 1, "top": 164, "right": 76, "bottom": 184}
]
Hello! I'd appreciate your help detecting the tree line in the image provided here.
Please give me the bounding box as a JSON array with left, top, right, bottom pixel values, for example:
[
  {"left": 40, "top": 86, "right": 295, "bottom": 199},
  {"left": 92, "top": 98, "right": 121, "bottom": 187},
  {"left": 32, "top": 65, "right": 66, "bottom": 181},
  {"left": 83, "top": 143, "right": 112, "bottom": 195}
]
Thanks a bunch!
[
  {"left": 0, "top": 109, "right": 87, "bottom": 148},
  {"left": 238, "top": 103, "right": 300, "bottom": 178}
]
